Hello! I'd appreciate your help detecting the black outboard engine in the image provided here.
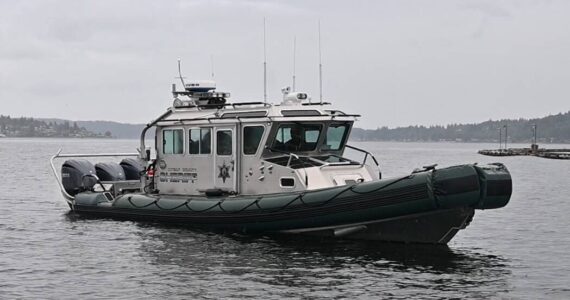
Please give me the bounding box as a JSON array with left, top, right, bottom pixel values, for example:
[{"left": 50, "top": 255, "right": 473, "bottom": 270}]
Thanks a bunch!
[
  {"left": 62, "top": 160, "right": 98, "bottom": 196},
  {"left": 95, "top": 162, "right": 126, "bottom": 181},
  {"left": 120, "top": 158, "right": 144, "bottom": 180}
]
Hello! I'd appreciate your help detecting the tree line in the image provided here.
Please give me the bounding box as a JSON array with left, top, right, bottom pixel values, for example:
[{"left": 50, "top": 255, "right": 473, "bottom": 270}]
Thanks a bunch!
[
  {"left": 0, "top": 115, "right": 111, "bottom": 138},
  {"left": 350, "top": 111, "right": 570, "bottom": 143}
]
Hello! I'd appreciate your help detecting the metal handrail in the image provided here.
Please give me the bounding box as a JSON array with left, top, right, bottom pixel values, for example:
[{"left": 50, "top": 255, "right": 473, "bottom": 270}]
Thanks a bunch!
[
  {"left": 265, "top": 146, "right": 310, "bottom": 186},
  {"left": 317, "top": 159, "right": 360, "bottom": 170},
  {"left": 265, "top": 146, "right": 300, "bottom": 167},
  {"left": 267, "top": 147, "right": 364, "bottom": 168},
  {"left": 139, "top": 108, "right": 173, "bottom": 161},
  {"left": 50, "top": 149, "right": 139, "bottom": 205},
  {"left": 345, "top": 144, "right": 380, "bottom": 167}
]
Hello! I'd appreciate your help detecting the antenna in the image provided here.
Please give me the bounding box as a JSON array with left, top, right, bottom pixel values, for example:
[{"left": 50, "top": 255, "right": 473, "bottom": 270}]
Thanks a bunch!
[
  {"left": 177, "top": 59, "right": 186, "bottom": 87},
  {"left": 210, "top": 54, "right": 215, "bottom": 79},
  {"left": 318, "top": 20, "right": 323, "bottom": 104},
  {"left": 292, "top": 36, "right": 296, "bottom": 92},
  {"left": 263, "top": 17, "right": 267, "bottom": 104}
]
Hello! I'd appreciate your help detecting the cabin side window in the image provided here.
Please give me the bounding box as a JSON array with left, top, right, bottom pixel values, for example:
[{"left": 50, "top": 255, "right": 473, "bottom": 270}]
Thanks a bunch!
[
  {"left": 243, "top": 126, "right": 265, "bottom": 155},
  {"left": 216, "top": 130, "right": 233, "bottom": 155},
  {"left": 323, "top": 124, "right": 349, "bottom": 150},
  {"left": 163, "top": 129, "right": 184, "bottom": 154},
  {"left": 189, "top": 128, "right": 211, "bottom": 155}
]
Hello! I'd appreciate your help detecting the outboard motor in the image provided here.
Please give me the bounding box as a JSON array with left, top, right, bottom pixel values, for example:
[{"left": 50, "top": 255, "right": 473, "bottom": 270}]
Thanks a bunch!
[
  {"left": 120, "top": 158, "right": 144, "bottom": 180},
  {"left": 95, "top": 162, "right": 126, "bottom": 181},
  {"left": 62, "top": 160, "right": 97, "bottom": 196}
]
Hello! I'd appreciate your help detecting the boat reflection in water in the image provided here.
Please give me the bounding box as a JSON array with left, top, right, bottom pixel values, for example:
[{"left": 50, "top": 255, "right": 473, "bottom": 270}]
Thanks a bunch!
[{"left": 124, "top": 223, "right": 511, "bottom": 299}]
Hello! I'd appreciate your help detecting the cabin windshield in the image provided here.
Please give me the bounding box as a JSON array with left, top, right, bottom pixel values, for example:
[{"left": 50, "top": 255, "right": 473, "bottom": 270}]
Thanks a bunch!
[
  {"left": 322, "top": 123, "right": 350, "bottom": 151},
  {"left": 271, "top": 122, "right": 351, "bottom": 153},
  {"left": 273, "top": 124, "right": 322, "bottom": 151}
]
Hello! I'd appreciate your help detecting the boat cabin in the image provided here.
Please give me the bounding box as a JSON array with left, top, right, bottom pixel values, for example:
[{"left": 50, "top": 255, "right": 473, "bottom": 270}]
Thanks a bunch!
[{"left": 140, "top": 83, "right": 380, "bottom": 196}]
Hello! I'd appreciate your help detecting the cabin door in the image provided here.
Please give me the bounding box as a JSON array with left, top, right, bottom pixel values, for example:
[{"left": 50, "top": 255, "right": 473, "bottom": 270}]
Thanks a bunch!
[{"left": 213, "top": 127, "right": 236, "bottom": 192}]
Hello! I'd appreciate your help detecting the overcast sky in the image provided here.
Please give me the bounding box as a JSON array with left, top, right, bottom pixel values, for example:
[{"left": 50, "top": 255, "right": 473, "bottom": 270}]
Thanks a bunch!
[{"left": 1, "top": 0, "right": 568, "bottom": 129}]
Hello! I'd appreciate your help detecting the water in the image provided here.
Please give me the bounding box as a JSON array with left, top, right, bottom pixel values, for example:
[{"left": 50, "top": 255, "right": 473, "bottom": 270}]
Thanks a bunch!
[{"left": 1, "top": 138, "right": 569, "bottom": 299}]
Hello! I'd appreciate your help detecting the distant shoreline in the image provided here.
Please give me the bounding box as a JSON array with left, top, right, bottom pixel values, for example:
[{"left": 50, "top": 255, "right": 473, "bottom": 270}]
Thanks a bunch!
[{"left": 3, "top": 110, "right": 568, "bottom": 142}]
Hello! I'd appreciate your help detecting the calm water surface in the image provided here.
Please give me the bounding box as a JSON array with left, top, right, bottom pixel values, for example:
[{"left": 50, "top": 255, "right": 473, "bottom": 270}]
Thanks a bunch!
[{"left": 1, "top": 139, "right": 569, "bottom": 299}]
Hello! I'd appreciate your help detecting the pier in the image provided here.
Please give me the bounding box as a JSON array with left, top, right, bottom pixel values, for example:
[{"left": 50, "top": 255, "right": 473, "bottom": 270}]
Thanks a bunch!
[
  {"left": 479, "top": 123, "right": 570, "bottom": 159},
  {"left": 478, "top": 145, "right": 570, "bottom": 160}
]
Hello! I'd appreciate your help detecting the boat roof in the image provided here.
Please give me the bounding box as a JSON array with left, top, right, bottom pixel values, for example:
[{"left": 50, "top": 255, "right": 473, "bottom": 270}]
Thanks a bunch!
[{"left": 156, "top": 101, "right": 360, "bottom": 126}]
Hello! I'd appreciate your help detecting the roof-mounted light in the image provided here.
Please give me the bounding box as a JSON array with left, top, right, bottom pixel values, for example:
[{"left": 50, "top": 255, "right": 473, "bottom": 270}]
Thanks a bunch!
[{"left": 281, "top": 86, "right": 310, "bottom": 106}]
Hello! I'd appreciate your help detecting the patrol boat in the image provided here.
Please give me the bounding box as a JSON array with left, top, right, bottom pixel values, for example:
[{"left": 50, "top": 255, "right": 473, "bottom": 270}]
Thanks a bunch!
[{"left": 50, "top": 80, "right": 512, "bottom": 244}]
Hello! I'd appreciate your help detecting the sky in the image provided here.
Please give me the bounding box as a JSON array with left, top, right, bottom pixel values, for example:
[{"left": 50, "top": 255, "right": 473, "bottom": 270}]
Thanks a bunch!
[{"left": 0, "top": 0, "right": 568, "bottom": 129}]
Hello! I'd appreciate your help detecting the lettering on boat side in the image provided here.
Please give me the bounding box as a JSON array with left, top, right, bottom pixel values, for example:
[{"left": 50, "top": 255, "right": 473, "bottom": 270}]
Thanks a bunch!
[{"left": 158, "top": 171, "right": 198, "bottom": 183}]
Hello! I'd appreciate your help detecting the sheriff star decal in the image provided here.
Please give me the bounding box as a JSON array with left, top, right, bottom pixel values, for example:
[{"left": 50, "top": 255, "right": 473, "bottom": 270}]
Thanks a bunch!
[{"left": 218, "top": 161, "right": 231, "bottom": 183}]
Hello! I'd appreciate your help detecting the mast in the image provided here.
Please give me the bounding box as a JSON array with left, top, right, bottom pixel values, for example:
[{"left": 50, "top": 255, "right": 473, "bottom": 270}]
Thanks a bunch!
[
  {"left": 318, "top": 20, "right": 323, "bottom": 104},
  {"left": 499, "top": 127, "right": 502, "bottom": 150},
  {"left": 504, "top": 124, "right": 508, "bottom": 150},
  {"left": 263, "top": 17, "right": 267, "bottom": 104}
]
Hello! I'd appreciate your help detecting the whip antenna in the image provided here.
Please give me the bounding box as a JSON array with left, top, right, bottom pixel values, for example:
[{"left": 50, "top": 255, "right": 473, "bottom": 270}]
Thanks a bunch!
[
  {"left": 177, "top": 58, "right": 186, "bottom": 87},
  {"left": 293, "top": 36, "right": 296, "bottom": 92},
  {"left": 210, "top": 54, "right": 214, "bottom": 79},
  {"left": 263, "top": 17, "right": 267, "bottom": 103},
  {"left": 318, "top": 21, "right": 323, "bottom": 104}
]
